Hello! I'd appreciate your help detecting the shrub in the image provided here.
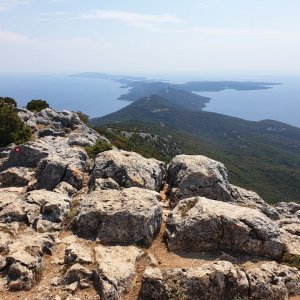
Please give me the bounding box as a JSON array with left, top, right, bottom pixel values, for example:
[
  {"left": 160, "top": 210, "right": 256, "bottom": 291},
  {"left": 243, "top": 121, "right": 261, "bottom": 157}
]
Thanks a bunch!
[
  {"left": 0, "top": 101, "right": 32, "bottom": 147},
  {"left": 85, "top": 139, "right": 112, "bottom": 158},
  {"left": 0, "top": 97, "right": 17, "bottom": 107},
  {"left": 26, "top": 99, "right": 49, "bottom": 112},
  {"left": 76, "top": 111, "right": 89, "bottom": 124}
]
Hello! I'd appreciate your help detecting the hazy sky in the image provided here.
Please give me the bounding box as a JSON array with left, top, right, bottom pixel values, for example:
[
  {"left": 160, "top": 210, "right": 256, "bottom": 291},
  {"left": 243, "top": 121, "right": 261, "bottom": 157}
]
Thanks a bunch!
[{"left": 0, "top": 0, "right": 300, "bottom": 74}]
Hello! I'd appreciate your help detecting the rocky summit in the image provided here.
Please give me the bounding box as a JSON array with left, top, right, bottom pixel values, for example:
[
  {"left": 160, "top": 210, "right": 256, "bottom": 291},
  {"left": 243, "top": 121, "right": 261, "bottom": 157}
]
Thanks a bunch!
[{"left": 0, "top": 108, "right": 300, "bottom": 300}]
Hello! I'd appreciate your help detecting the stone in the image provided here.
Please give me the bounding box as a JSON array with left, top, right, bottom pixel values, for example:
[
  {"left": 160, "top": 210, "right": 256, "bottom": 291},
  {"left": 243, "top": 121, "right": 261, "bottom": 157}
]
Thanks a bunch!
[
  {"left": 139, "top": 261, "right": 249, "bottom": 300},
  {"left": 139, "top": 261, "right": 300, "bottom": 300},
  {"left": 64, "top": 243, "right": 93, "bottom": 265},
  {"left": 90, "top": 150, "right": 165, "bottom": 192},
  {"left": 166, "top": 197, "right": 284, "bottom": 259},
  {"left": 64, "top": 263, "right": 93, "bottom": 284},
  {"left": 167, "top": 155, "right": 277, "bottom": 219},
  {"left": 76, "top": 188, "right": 162, "bottom": 246},
  {"left": 94, "top": 245, "right": 144, "bottom": 299},
  {"left": 37, "top": 128, "right": 65, "bottom": 138},
  {"left": 246, "top": 261, "right": 300, "bottom": 299},
  {"left": 4, "top": 231, "right": 56, "bottom": 291},
  {"left": 0, "top": 187, "right": 27, "bottom": 223},
  {"left": 276, "top": 202, "right": 300, "bottom": 219},
  {"left": 26, "top": 189, "right": 71, "bottom": 223},
  {"left": 54, "top": 182, "right": 77, "bottom": 197},
  {"left": 229, "top": 184, "right": 279, "bottom": 220},
  {"left": 0, "top": 167, "right": 32, "bottom": 187},
  {"left": 91, "top": 178, "right": 120, "bottom": 191},
  {"left": 167, "top": 155, "right": 232, "bottom": 205}
]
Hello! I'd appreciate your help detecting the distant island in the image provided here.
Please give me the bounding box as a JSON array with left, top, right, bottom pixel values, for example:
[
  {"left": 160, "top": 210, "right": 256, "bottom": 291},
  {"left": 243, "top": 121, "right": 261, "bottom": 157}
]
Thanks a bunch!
[{"left": 71, "top": 72, "right": 281, "bottom": 112}]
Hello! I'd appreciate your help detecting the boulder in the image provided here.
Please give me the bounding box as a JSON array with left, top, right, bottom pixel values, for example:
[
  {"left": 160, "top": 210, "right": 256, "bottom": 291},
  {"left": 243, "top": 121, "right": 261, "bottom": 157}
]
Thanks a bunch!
[
  {"left": 167, "top": 155, "right": 232, "bottom": 205},
  {"left": 76, "top": 188, "right": 162, "bottom": 246},
  {"left": 91, "top": 150, "right": 165, "bottom": 192},
  {"left": 166, "top": 197, "right": 284, "bottom": 259},
  {"left": 0, "top": 187, "right": 27, "bottom": 223},
  {"left": 94, "top": 245, "right": 144, "bottom": 299},
  {"left": 139, "top": 261, "right": 300, "bottom": 300},
  {"left": 0, "top": 167, "right": 32, "bottom": 187},
  {"left": 91, "top": 178, "right": 120, "bottom": 191},
  {"left": 26, "top": 189, "right": 71, "bottom": 223},
  {"left": 67, "top": 125, "right": 107, "bottom": 147},
  {"left": 167, "top": 155, "right": 279, "bottom": 219}
]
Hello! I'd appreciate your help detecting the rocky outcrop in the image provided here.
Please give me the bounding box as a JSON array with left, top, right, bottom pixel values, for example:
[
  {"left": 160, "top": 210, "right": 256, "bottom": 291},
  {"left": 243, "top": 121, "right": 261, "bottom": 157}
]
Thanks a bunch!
[
  {"left": 0, "top": 167, "right": 33, "bottom": 187},
  {"left": 167, "top": 154, "right": 278, "bottom": 218},
  {"left": 90, "top": 150, "right": 165, "bottom": 192},
  {"left": 76, "top": 188, "right": 162, "bottom": 246},
  {"left": 166, "top": 197, "right": 284, "bottom": 259},
  {"left": 94, "top": 245, "right": 144, "bottom": 300},
  {"left": 139, "top": 261, "right": 300, "bottom": 300},
  {"left": 3, "top": 230, "right": 55, "bottom": 291}
]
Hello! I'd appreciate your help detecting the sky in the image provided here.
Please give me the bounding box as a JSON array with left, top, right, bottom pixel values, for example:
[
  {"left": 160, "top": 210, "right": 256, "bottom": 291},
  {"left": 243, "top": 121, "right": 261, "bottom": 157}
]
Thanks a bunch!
[{"left": 0, "top": 0, "right": 300, "bottom": 75}]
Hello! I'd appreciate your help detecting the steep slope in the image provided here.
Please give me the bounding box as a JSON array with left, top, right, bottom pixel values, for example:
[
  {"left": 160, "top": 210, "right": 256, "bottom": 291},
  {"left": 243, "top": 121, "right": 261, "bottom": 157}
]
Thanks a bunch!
[{"left": 90, "top": 95, "right": 300, "bottom": 203}]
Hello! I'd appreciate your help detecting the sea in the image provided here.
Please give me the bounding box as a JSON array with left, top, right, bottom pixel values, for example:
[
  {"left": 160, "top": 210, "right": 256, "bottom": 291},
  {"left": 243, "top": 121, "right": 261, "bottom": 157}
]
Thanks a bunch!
[{"left": 0, "top": 73, "right": 299, "bottom": 128}]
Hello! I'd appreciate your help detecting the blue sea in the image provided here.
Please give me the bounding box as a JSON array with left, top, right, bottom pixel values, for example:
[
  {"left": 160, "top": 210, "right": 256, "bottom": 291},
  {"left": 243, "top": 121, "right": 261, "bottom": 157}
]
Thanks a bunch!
[
  {"left": 0, "top": 73, "right": 130, "bottom": 118},
  {"left": 0, "top": 73, "right": 299, "bottom": 128}
]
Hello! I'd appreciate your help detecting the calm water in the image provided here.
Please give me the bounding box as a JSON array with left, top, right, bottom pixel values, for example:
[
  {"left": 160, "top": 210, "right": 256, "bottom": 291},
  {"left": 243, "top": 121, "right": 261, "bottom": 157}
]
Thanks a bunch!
[
  {"left": 0, "top": 73, "right": 299, "bottom": 128},
  {"left": 0, "top": 74, "right": 129, "bottom": 118},
  {"left": 197, "top": 76, "right": 300, "bottom": 128}
]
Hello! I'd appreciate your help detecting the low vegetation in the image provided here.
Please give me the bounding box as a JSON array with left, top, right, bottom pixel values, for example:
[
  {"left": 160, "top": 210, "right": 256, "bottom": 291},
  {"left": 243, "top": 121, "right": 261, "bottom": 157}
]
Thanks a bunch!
[
  {"left": 26, "top": 99, "right": 49, "bottom": 112},
  {"left": 85, "top": 139, "right": 113, "bottom": 158},
  {"left": 0, "top": 97, "right": 32, "bottom": 147}
]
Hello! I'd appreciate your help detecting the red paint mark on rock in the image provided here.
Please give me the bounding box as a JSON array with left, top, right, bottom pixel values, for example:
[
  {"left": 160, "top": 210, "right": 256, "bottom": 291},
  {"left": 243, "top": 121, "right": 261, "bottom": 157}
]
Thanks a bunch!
[{"left": 14, "top": 146, "right": 22, "bottom": 153}]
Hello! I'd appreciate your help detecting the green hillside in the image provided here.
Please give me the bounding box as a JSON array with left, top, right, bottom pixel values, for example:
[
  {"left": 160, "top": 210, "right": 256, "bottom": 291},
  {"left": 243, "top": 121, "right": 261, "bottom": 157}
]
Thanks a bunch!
[{"left": 91, "top": 95, "right": 300, "bottom": 204}]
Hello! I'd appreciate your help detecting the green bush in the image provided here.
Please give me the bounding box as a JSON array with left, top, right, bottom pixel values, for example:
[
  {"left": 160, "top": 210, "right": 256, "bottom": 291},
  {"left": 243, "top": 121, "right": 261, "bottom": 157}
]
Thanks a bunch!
[
  {"left": 0, "top": 97, "right": 17, "bottom": 107},
  {"left": 76, "top": 111, "right": 89, "bottom": 124},
  {"left": 26, "top": 99, "right": 49, "bottom": 112},
  {"left": 85, "top": 139, "right": 112, "bottom": 158},
  {"left": 0, "top": 101, "right": 32, "bottom": 147}
]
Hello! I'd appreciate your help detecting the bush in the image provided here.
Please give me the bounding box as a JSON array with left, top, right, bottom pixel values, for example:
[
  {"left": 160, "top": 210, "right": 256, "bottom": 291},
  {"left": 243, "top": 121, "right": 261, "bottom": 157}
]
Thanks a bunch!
[
  {"left": 85, "top": 140, "right": 112, "bottom": 158},
  {"left": 76, "top": 111, "right": 89, "bottom": 124},
  {"left": 0, "top": 97, "right": 17, "bottom": 107},
  {"left": 0, "top": 101, "right": 32, "bottom": 147},
  {"left": 26, "top": 99, "right": 49, "bottom": 112}
]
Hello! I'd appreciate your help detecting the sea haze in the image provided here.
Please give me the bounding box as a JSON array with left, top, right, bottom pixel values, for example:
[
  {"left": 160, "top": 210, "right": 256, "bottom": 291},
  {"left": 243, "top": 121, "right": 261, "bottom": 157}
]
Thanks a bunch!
[{"left": 0, "top": 74, "right": 129, "bottom": 118}]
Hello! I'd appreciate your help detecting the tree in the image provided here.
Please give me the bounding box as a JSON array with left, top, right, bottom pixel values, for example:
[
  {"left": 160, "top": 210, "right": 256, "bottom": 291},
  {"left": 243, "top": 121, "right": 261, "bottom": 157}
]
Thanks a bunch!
[
  {"left": 0, "top": 101, "right": 32, "bottom": 147},
  {"left": 26, "top": 99, "right": 49, "bottom": 112}
]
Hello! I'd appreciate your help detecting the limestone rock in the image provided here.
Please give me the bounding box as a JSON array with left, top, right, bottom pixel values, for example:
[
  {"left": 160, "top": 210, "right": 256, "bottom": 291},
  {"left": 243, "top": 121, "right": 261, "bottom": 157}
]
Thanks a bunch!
[
  {"left": 64, "top": 263, "right": 93, "bottom": 284},
  {"left": 4, "top": 231, "right": 56, "bottom": 291},
  {"left": 0, "top": 187, "right": 27, "bottom": 223},
  {"left": 91, "top": 150, "right": 165, "bottom": 191},
  {"left": 0, "top": 167, "right": 32, "bottom": 187},
  {"left": 167, "top": 155, "right": 277, "bottom": 219},
  {"left": 91, "top": 178, "right": 120, "bottom": 191},
  {"left": 276, "top": 202, "right": 300, "bottom": 219},
  {"left": 94, "top": 245, "right": 144, "bottom": 299},
  {"left": 76, "top": 188, "right": 162, "bottom": 246},
  {"left": 139, "top": 261, "right": 300, "bottom": 300},
  {"left": 229, "top": 184, "right": 279, "bottom": 220},
  {"left": 167, "top": 155, "right": 232, "bottom": 205},
  {"left": 246, "top": 261, "right": 300, "bottom": 299},
  {"left": 64, "top": 244, "right": 93, "bottom": 265},
  {"left": 166, "top": 197, "right": 284, "bottom": 259},
  {"left": 139, "top": 261, "right": 249, "bottom": 300}
]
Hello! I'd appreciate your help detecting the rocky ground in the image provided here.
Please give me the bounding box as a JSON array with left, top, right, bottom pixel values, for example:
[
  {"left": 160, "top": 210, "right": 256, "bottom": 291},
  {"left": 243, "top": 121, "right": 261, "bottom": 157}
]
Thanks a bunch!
[{"left": 0, "top": 108, "right": 300, "bottom": 300}]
